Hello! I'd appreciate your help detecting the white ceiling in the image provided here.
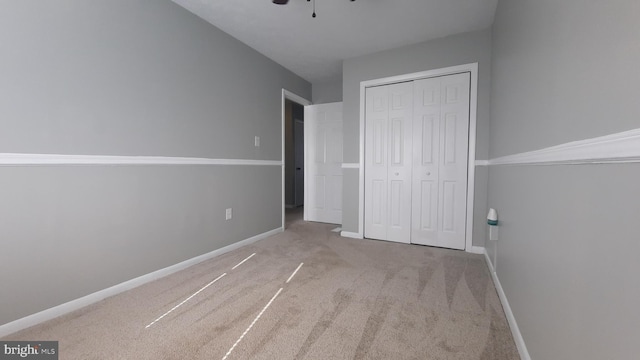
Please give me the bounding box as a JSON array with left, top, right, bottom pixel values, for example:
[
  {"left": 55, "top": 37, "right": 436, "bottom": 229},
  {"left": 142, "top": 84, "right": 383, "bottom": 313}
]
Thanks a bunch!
[{"left": 173, "top": 0, "right": 498, "bottom": 84}]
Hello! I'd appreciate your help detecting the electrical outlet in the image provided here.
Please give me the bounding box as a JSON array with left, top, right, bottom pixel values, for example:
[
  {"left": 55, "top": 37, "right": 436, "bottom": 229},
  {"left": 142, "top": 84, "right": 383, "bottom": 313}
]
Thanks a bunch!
[
  {"left": 254, "top": 136, "right": 260, "bottom": 147},
  {"left": 225, "top": 208, "right": 232, "bottom": 220}
]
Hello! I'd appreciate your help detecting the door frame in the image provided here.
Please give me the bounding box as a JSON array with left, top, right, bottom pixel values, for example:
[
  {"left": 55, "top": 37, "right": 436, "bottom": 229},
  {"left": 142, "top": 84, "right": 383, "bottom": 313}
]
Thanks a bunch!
[
  {"left": 358, "top": 63, "right": 480, "bottom": 252},
  {"left": 281, "top": 89, "right": 312, "bottom": 229}
]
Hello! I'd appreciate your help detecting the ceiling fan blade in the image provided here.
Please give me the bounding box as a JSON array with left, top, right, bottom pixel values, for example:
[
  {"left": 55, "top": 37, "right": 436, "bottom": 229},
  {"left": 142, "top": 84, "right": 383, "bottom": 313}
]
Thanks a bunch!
[{"left": 272, "top": 0, "right": 289, "bottom": 4}]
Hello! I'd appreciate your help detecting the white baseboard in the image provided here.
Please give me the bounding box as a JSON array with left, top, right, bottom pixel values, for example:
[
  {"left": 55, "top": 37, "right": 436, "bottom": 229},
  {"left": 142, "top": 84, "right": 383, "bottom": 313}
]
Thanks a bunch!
[
  {"left": 467, "top": 245, "right": 485, "bottom": 254},
  {"left": 484, "top": 248, "right": 496, "bottom": 274},
  {"left": 0, "top": 227, "right": 282, "bottom": 338},
  {"left": 482, "top": 249, "right": 531, "bottom": 360},
  {"left": 340, "top": 231, "right": 363, "bottom": 239}
]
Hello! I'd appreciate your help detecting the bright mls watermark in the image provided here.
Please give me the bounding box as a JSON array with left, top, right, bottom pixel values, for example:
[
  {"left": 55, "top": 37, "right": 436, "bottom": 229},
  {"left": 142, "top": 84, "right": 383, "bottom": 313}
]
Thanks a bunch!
[{"left": 0, "top": 342, "right": 58, "bottom": 359}]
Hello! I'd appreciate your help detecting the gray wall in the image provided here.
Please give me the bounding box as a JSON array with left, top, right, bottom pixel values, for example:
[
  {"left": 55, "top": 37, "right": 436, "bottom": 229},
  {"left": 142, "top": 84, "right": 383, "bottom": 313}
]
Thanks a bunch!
[
  {"left": 312, "top": 78, "right": 343, "bottom": 104},
  {"left": 0, "top": 0, "right": 310, "bottom": 326},
  {"left": 490, "top": 1, "right": 640, "bottom": 158},
  {"left": 0, "top": 0, "right": 309, "bottom": 159},
  {"left": 488, "top": 0, "right": 640, "bottom": 359},
  {"left": 341, "top": 29, "right": 492, "bottom": 247}
]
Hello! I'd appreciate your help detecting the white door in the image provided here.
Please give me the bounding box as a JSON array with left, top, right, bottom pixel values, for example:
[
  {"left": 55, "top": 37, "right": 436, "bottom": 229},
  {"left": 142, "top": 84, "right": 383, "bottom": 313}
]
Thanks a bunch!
[
  {"left": 411, "top": 73, "right": 470, "bottom": 249},
  {"left": 294, "top": 120, "right": 305, "bottom": 207},
  {"left": 304, "top": 102, "right": 343, "bottom": 224},
  {"left": 364, "top": 82, "right": 414, "bottom": 243}
]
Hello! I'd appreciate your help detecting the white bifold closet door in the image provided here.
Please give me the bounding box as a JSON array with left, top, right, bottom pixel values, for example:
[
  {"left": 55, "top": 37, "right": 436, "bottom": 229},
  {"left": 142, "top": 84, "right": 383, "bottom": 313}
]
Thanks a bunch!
[
  {"left": 411, "top": 73, "right": 470, "bottom": 249},
  {"left": 364, "top": 73, "right": 470, "bottom": 249},
  {"left": 364, "top": 82, "right": 413, "bottom": 243}
]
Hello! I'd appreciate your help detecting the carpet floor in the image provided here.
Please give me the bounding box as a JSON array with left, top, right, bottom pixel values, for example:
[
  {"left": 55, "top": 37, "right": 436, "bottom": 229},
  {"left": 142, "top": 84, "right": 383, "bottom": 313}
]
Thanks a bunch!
[{"left": 3, "top": 209, "right": 520, "bottom": 359}]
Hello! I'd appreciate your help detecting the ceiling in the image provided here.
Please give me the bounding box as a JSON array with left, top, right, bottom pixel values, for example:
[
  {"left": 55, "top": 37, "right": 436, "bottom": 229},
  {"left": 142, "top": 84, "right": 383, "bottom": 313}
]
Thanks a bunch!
[{"left": 173, "top": 0, "right": 498, "bottom": 84}]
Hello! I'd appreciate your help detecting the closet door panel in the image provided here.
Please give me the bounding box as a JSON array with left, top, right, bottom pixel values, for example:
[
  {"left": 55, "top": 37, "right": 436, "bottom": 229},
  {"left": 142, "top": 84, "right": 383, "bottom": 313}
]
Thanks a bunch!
[
  {"left": 364, "top": 86, "right": 389, "bottom": 241},
  {"left": 411, "top": 78, "right": 441, "bottom": 245},
  {"left": 412, "top": 73, "right": 470, "bottom": 249},
  {"left": 437, "top": 73, "right": 470, "bottom": 249},
  {"left": 365, "top": 82, "right": 413, "bottom": 243},
  {"left": 385, "top": 82, "right": 413, "bottom": 243}
]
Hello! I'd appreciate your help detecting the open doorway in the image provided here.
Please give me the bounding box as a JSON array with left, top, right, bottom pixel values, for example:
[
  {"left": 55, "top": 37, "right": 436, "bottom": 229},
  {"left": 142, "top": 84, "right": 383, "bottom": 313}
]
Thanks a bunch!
[
  {"left": 281, "top": 90, "right": 311, "bottom": 229},
  {"left": 285, "top": 99, "right": 305, "bottom": 226}
]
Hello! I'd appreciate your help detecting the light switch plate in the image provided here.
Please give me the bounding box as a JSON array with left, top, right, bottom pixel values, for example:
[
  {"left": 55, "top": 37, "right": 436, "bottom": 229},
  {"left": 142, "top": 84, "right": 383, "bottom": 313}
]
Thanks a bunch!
[
  {"left": 225, "top": 208, "right": 232, "bottom": 220},
  {"left": 254, "top": 136, "right": 260, "bottom": 147}
]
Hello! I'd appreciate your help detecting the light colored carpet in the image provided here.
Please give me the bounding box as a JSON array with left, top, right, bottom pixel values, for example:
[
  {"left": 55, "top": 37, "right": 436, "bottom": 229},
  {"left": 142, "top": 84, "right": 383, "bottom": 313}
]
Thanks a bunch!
[{"left": 3, "top": 209, "right": 520, "bottom": 359}]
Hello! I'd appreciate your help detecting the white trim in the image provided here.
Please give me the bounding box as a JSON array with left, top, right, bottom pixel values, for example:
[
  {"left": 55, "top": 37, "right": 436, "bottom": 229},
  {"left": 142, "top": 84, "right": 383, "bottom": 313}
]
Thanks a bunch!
[
  {"left": 475, "top": 160, "right": 490, "bottom": 166},
  {"left": 487, "top": 127, "right": 640, "bottom": 166},
  {"left": 358, "top": 80, "right": 366, "bottom": 237},
  {"left": 341, "top": 163, "right": 360, "bottom": 169},
  {"left": 482, "top": 248, "right": 496, "bottom": 273},
  {"left": 283, "top": 89, "right": 312, "bottom": 108},
  {"left": 0, "top": 153, "right": 282, "bottom": 166},
  {"left": 484, "top": 247, "right": 495, "bottom": 272},
  {"left": 340, "top": 231, "right": 363, "bottom": 239},
  {"left": 0, "top": 227, "right": 282, "bottom": 338},
  {"left": 360, "top": 64, "right": 477, "bottom": 88},
  {"left": 482, "top": 249, "right": 531, "bottom": 360},
  {"left": 357, "top": 63, "right": 479, "bottom": 252},
  {"left": 281, "top": 89, "right": 312, "bottom": 230},
  {"left": 303, "top": 105, "right": 310, "bottom": 222},
  {"left": 467, "top": 245, "right": 485, "bottom": 255},
  {"left": 465, "top": 65, "right": 479, "bottom": 254}
]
